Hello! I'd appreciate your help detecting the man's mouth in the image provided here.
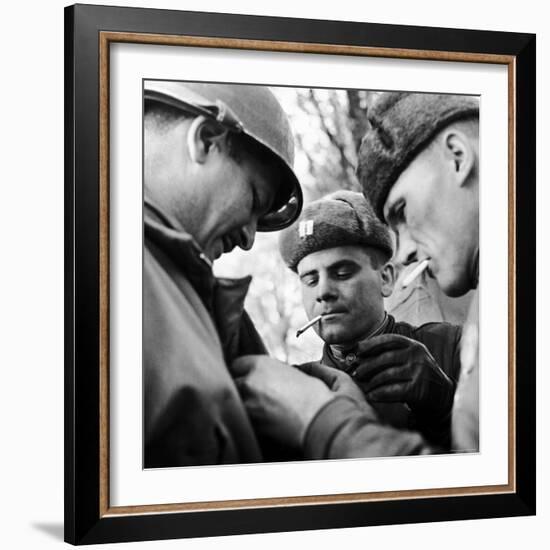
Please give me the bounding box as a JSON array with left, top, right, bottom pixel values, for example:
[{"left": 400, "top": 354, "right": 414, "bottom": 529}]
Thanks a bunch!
[
  {"left": 320, "top": 309, "right": 347, "bottom": 321},
  {"left": 401, "top": 257, "right": 432, "bottom": 288}
]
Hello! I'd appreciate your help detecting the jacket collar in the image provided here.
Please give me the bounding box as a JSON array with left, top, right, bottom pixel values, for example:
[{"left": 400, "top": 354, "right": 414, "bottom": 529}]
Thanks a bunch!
[
  {"left": 322, "top": 313, "right": 395, "bottom": 372},
  {"left": 144, "top": 199, "right": 253, "bottom": 344},
  {"left": 144, "top": 199, "right": 216, "bottom": 301}
]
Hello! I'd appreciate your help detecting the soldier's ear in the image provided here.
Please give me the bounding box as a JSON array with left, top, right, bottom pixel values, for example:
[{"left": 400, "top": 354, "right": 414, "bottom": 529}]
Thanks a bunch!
[
  {"left": 441, "top": 128, "right": 476, "bottom": 187},
  {"left": 380, "top": 262, "right": 395, "bottom": 297},
  {"left": 186, "top": 115, "right": 229, "bottom": 164}
]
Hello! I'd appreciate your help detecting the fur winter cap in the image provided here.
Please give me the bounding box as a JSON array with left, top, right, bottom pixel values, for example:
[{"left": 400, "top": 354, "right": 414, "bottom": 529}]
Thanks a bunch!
[
  {"left": 357, "top": 92, "right": 479, "bottom": 221},
  {"left": 279, "top": 190, "right": 393, "bottom": 271}
]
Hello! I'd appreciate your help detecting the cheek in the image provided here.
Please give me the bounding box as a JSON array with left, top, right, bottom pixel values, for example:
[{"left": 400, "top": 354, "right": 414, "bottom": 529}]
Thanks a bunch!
[
  {"left": 422, "top": 213, "right": 451, "bottom": 257},
  {"left": 407, "top": 204, "right": 444, "bottom": 255},
  {"left": 214, "top": 192, "right": 249, "bottom": 233},
  {"left": 353, "top": 279, "right": 381, "bottom": 309},
  {"left": 150, "top": 150, "right": 180, "bottom": 188},
  {"left": 301, "top": 288, "right": 316, "bottom": 315},
  {"left": 337, "top": 281, "right": 357, "bottom": 303},
  {"left": 226, "top": 180, "right": 255, "bottom": 224},
  {"left": 407, "top": 201, "right": 430, "bottom": 235}
]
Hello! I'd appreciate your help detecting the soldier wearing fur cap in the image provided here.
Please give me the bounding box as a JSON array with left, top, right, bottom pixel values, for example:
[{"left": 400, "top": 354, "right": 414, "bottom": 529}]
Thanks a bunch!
[
  {"left": 233, "top": 191, "right": 462, "bottom": 458},
  {"left": 279, "top": 190, "right": 394, "bottom": 348},
  {"left": 358, "top": 92, "right": 480, "bottom": 452}
]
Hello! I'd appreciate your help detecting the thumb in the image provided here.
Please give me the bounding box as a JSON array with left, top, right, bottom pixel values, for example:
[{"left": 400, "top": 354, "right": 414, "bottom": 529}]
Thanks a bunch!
[
  {"left": 230, "top": 354, "right": 262, "bottom": 378},
  {"left": 295, "top": 361, "right": 340, "bottom": 388}
]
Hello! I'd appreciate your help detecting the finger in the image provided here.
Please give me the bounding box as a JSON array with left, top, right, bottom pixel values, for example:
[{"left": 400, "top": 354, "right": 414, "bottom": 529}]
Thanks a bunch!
[
  {"left": 356, "top": 333, "right": 415, "bottom": 358},
  {"left": 240, "top": 392, "right": 261, "bottom": 420},
  {"left": 230, "top": 354, "right": 264, "bottom": 377},
  {"left": 233, "top": 374, "right": 248, "bottom": 395},
  {"left": 295, "top": 361, "right": 339, "bottom": 388},
  {"left": 367, "top": 383, "right": 410, "bottom": 403},
  {"left": 294, "top": 361, "right": 318, "bottom": 376},
  {"left": 359, "top": 367, "right": 412, "bottom": 395},
  {"left": 353, "top": 349, "right": 408, "bottom": 381}
]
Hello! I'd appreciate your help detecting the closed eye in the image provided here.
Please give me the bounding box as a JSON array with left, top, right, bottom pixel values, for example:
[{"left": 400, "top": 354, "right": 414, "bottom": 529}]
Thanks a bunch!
[
  {"left": 334, "top": 268, "right": 355, "bottom": 280},
  {"left": 299, "top": 272, "right": 318, "bottom": 287},
  {"left": 390, "top": 201, "right": 406, "bottom": 227},
  {"left": 329, "top": 261, "right": 360, "bottom": 280}
]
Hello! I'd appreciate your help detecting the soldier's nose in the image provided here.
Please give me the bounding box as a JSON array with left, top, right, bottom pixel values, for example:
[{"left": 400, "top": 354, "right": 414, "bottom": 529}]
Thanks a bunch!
[
  {"left": 394, "top": 230, "right": 418, "bottom": 266},
  {"left": 239, "top": 222, "right": 256, "bottom": 251}
]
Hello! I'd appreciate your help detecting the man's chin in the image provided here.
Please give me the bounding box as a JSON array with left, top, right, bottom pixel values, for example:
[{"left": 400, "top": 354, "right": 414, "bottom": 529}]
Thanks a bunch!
[
  {"left": 437, "top": 272, "right": 471, "bottom": 298},
  {"left": 319, "top": 327, "right": 347, "bottom": 345}
]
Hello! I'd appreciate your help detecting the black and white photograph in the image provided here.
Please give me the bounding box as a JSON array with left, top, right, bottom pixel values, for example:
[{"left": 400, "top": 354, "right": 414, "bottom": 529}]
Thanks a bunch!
[
  {"left": 142, "top": 80, "right": 479, "bottom": 469},
  {"left": 61, "top": 3, "right": 538, "bottom": 545},
  {"left": 2, "top": 0, "right": 546, "bottom": 544}
]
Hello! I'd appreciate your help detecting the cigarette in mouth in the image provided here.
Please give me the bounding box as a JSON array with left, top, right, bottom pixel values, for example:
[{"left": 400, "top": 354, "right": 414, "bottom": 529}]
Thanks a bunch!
[
  {"left": 296, "top": 314, "right": 323, "bottom": 338},
  {"left": 401, "top": 258, "right": 430, "bottom": 289}
]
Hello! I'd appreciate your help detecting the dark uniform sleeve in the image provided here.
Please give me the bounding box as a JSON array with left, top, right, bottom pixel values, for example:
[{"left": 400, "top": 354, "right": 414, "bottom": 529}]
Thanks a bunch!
[
  {"left": 303, "top": 396, "right": 431, "bottom": 459},
  {"left": 408, "top": 322, "right": 462, "bottom": 450},
  {"left": 411, "top": 322, "right": 462, "bottom": 382}
]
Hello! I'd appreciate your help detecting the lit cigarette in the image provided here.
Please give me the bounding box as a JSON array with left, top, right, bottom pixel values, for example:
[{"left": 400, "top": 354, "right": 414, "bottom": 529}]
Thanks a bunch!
[
  {"left": 401, "top": 258, "right": 430, "bottom": 288},
  {"left": 296, "top": 314, "right": 323, "bottom": 338}
]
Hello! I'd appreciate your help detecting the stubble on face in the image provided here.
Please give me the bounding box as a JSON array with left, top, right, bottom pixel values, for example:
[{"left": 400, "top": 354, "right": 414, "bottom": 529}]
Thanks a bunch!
[
  {"left": 197, "top": 147, "right": 280, "bottom": 261},
  {"left": 297, "top": 246, "right": 387, "bottom": 346}
]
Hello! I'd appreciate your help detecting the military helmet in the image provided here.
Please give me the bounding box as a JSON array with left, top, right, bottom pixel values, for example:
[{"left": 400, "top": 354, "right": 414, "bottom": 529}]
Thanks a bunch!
[{"left": 144, "top": 80, "right": 303, "bottom": 231}]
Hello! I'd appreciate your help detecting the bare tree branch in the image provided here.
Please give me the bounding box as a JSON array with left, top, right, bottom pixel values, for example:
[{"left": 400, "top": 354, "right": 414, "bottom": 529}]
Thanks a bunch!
[
  {"left": 346, "top": 90, "right": 369, "bottom": 151},
  {"left": 308, "top": 90, "right": 356, "bottom": 181}
]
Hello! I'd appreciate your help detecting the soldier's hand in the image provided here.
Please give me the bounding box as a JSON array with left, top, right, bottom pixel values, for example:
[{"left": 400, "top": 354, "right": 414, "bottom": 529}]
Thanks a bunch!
[
  {"left": 296, "top": 361, "right": 374, "bottom": 414},
  {"left": 352, "top": 334, "right": 455, "bottom": 419},
  {"left": 231, "top": 355, "right": 335, "bottom": 448}
]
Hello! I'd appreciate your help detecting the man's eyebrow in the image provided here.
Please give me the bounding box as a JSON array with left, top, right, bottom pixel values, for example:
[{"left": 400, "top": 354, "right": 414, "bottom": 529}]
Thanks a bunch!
[
  {"left": 384, "top": 201, "right": 401, "bottom": 226},
  {"left": 299, "top": 259, "right": 359, "bottom": 280},
  {"left": 328, "top": 259, "right": 360, "bottom": 271}
]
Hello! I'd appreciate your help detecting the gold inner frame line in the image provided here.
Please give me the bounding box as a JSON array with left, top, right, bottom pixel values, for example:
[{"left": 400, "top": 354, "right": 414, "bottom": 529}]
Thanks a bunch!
[{"left": 98, "top": 31, "right": 516, "bottom": 517}]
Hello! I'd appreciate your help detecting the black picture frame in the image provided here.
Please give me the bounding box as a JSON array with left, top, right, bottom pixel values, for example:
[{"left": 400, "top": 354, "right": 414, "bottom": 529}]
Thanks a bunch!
[{"left": 65, "top": 3, "right": 536, "bottom": 545}]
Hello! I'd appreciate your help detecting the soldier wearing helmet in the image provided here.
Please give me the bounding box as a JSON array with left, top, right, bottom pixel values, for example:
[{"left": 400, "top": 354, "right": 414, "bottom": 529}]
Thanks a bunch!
[{"left": 143, "top": 80, "right": 303, "bottom": 467}]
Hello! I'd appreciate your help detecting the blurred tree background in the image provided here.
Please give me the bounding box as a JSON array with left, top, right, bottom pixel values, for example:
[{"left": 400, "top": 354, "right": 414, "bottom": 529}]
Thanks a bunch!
[{"left": 272, "top": 87, "right": 379, "bottom": 200}]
